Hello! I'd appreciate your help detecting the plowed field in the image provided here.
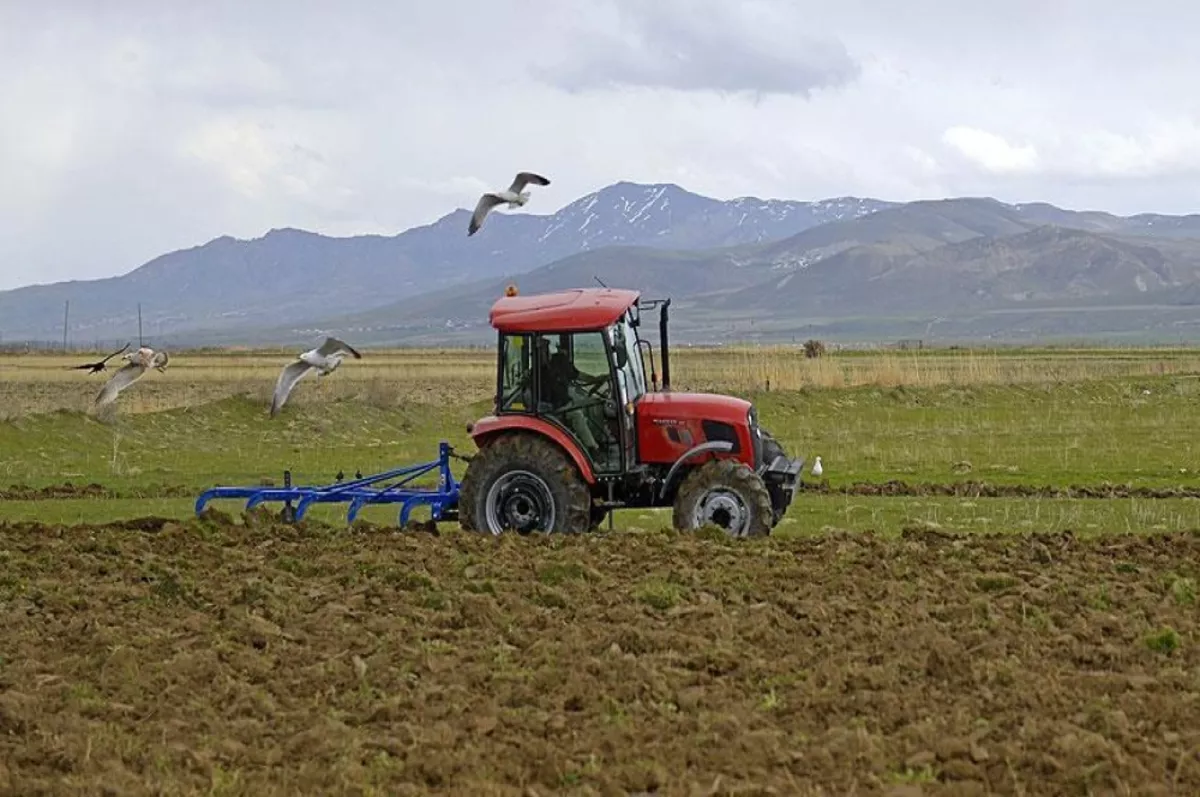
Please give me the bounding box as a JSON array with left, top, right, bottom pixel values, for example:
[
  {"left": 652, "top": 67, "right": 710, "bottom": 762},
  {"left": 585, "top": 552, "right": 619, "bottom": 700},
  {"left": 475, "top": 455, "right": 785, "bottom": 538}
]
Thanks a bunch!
[{"left": 1, "top": 515, "right": 1198, "bottom": 795}]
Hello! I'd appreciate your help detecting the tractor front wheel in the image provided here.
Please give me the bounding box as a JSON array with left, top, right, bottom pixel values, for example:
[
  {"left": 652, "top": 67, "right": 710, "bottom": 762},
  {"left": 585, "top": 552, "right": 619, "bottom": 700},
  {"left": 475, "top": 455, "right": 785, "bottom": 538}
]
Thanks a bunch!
[
  {"left": 458, "top": 433, "right": 592, "bottom": 534},
  {"left": 672, "top": 459, "right": 773, "bottom": 538},
  {"left": 759, "top": 427, "right": 786, "bottom": 467}
]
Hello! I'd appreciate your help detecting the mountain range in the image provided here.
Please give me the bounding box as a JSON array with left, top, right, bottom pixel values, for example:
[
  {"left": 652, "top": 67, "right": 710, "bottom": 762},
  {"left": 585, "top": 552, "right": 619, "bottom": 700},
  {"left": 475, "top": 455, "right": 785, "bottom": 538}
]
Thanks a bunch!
[
  {"left": 0, "top": 182, "right": 890, "bottom": 344},
  {"left": 4, "top": 181, "right": 1200, "bottom": 346}
]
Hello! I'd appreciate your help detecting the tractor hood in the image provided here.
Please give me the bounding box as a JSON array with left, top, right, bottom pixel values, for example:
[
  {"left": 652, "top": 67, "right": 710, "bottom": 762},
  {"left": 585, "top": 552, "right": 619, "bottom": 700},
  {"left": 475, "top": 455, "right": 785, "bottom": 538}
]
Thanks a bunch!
[{"left": 636, "top": 391, "right": 752, "bottom": 426}]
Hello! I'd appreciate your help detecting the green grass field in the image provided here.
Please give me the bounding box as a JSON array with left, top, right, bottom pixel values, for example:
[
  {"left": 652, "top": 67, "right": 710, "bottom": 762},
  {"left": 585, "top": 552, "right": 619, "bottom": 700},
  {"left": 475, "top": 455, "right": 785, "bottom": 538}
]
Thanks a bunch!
[{"left": 3, "top": 345, "right": 1200, "bottom": 534}]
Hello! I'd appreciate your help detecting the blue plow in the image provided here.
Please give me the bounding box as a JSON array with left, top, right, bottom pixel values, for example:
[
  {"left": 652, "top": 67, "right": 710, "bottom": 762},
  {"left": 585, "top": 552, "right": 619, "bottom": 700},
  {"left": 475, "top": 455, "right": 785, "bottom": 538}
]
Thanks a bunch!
[{"left": 194, "top": 441, "right": 462, "bottom": 526}]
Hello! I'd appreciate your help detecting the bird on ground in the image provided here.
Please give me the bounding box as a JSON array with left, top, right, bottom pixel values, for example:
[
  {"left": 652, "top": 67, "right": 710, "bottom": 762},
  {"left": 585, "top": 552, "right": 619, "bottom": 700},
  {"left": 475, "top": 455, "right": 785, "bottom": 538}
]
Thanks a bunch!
[
  {"left": 811, "top": 456, "right": 823, "bottom": 478},
  {"left": 468, "top": 171, "right": 551, "bottom": 236},
  {"left": 270, "top": 337, "right": 362, "bottom": 418},
  {"left": 94, "top": 346, "right": 169, "bottom": 408},
  {"left": 71, "top": 342, "right": 130, "bottom": 374}
]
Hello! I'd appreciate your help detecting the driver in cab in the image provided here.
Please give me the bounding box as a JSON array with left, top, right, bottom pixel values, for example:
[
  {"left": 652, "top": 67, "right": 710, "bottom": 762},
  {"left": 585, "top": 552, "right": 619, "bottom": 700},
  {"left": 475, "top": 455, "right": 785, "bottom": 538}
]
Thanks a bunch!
[{"left": 538, "top": 337, "right": 605, "bottom": 454}]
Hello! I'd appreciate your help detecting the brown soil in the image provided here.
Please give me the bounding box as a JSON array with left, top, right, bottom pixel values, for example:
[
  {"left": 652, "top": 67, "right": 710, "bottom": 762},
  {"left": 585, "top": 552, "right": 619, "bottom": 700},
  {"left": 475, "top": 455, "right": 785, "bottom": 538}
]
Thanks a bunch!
[
  {"left": 0, "top": 518, "right": 1197, "bottom": 795},
  {"left": 0, "top": 483, "right": 192, "bottom": 501},
  {"left": 801, "top": 479, "right": 1200, "bottom": 499}
]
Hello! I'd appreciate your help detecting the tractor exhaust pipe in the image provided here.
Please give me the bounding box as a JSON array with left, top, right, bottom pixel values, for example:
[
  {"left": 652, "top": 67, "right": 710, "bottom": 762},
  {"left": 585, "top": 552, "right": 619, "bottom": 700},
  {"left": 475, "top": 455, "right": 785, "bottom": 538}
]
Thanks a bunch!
[{"left": 659, "top": 298, "right": 671, "bottom": 391}]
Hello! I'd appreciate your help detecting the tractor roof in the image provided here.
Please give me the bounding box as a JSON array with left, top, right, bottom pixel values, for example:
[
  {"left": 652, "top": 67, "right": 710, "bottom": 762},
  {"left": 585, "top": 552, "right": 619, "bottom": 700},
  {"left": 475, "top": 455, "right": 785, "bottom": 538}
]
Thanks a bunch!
[{"left": 488, "top": 287, "right": 640, "bottom": 334}]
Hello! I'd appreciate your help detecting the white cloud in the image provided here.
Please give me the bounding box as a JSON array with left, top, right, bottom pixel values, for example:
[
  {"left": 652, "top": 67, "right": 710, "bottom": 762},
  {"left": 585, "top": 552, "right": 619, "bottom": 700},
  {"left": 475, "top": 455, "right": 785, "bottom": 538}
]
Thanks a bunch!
[
  {"left": 942, "top": 126, "right": 1040, "bottom": 175},
  {"left": 1069, "top": 123, "right": 1200, "bottom": 178}
]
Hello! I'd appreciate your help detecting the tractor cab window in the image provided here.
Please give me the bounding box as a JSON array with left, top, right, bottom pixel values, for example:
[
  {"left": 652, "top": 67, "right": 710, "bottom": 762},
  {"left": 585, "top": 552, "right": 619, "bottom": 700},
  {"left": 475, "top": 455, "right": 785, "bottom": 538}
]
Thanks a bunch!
[
  {"left": 536, "top": 332, "right": 621, "bottom": 473},
  {"left": 498, "top": 333, "right": 532, "bottom": 412},
  {"left": 609, "top": 312, "right": 647, "bottom": 404}
]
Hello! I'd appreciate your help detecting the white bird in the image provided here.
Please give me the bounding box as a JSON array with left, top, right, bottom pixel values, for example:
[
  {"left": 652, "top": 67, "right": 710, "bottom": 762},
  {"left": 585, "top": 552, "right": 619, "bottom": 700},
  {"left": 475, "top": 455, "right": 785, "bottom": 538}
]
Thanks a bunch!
[
  {"left": 811, "top": 456, "right": 823, "bottom": 478},
  {"left": 270, "top": 337, "right": 362, "bottom": 418},
  {"left": 94, "top": 346, "right": 169, "bottom": 408},
  {"left": 468, "top": 171, "right": 551, "bottom": 236}
]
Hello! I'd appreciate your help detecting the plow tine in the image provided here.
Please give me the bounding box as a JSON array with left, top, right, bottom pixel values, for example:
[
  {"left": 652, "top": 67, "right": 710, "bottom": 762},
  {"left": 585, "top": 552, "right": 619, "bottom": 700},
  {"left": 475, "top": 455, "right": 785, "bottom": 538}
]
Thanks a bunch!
[{"left": 295, "top": 495, "right": 319, "bottom": 520}]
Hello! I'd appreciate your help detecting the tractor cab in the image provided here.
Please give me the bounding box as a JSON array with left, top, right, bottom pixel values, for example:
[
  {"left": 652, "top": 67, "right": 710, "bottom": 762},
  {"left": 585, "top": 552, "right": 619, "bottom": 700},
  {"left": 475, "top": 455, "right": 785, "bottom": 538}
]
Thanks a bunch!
[
  {"left": 460, "top": 285, "right": 804, "bottom": 537},
  {"left": 488, "top": 287, "right": 651, "bottom": 475}
]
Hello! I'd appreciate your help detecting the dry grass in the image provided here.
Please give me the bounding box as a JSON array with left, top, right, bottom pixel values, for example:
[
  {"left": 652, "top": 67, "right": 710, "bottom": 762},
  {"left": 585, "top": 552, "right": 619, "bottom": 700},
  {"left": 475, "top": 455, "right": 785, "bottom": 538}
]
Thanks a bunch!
[
  {"left": 3, "top": 344, "right": 1199, "bottom": 418},
  {"left": 0, "top": 349, "right": 496, "bottom": 418},
  {"left": 682, "top": 345, "right": 1200, "bottom": 391}
]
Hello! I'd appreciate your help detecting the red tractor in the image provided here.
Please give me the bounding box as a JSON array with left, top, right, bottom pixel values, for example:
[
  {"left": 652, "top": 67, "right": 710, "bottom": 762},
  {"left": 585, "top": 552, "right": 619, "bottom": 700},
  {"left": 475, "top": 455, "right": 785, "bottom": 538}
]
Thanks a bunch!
[{"left": 457, "top": 286, "right": 805, "bottom": 536}]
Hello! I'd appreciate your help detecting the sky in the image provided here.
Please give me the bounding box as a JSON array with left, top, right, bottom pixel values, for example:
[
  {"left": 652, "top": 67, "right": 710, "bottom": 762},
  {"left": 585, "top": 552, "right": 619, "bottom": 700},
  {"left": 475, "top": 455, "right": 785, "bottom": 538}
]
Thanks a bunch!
[{"left": 3, "top": 0, "right": 1200, "bottom": 291}]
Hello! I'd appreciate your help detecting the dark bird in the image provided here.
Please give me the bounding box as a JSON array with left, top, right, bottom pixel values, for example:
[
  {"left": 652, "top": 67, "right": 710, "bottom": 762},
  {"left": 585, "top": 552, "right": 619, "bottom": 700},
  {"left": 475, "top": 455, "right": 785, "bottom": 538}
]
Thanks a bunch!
[{"left": 70, "top": 343, "right": 130, "bottom": 374}]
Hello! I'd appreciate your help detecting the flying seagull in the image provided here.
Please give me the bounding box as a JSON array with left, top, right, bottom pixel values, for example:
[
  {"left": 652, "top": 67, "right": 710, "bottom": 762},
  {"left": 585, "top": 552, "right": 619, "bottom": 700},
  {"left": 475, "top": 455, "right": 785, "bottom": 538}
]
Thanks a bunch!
[
  {"left": 468, "top": 171, "right": 551, "bottom": 236},
  {"left": 270, "top": 337, "right": 362, "bottom": 418},
  {"left": 71, "top": 342, "right": 130, "bottom": 374},
  {"left": 94, "top": 346, "right": 169, "bottom": 408}
]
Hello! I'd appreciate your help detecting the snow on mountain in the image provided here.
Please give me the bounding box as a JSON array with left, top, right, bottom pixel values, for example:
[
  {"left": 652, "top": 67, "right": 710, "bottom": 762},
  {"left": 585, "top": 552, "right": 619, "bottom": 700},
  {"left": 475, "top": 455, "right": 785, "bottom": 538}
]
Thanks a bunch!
[{"left": 527, "top": 182, "right": 894, "bottom": 253}]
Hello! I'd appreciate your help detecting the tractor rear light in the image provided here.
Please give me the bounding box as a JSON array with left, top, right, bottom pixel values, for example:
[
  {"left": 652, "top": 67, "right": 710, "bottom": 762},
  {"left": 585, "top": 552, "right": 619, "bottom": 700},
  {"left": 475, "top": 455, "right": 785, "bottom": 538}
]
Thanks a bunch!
[
  {"left": 504, "top": 283, "right": 519, "bottom": 297},
  {"left": 625, "top": 401, "right": 634, "bottom": 416}
]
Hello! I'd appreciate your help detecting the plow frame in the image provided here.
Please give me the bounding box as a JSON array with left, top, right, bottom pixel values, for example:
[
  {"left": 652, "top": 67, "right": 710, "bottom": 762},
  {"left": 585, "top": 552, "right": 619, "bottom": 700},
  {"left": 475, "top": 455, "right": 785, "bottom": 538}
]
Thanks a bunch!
[{"left": 194, "top": 441, "right": 463, "bottom": 526}]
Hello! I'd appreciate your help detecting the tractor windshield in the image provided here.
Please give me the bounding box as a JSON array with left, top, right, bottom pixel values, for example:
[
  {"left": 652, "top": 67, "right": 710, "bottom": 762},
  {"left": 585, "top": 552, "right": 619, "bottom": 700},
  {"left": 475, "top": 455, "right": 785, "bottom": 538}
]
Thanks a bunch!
[{"left": 609, "top": 311, "right": 647, "bottom": 404}]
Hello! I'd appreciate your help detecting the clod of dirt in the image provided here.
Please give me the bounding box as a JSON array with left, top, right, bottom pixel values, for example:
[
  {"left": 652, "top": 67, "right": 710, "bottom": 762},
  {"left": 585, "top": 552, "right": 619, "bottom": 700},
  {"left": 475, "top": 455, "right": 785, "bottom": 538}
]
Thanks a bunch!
[
  {"left": 0, "top": 482, "right": 191, "bottom": 501},
  {"left": 403, "top": 519, "right": 440, "bottom": 536},
  {"left": 109, "top": 516, "right": 172, "bottom": 533}
]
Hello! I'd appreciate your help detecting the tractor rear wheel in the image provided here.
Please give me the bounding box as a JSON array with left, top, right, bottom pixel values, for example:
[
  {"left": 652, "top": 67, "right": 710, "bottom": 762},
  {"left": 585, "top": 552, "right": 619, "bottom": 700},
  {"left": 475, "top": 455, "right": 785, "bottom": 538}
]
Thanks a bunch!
[
  {"left": 672, "top": 458, "right": 773, "bottom": 538},
  {"left": 458, "top": 433, "right": 592, "bottom": 534}
]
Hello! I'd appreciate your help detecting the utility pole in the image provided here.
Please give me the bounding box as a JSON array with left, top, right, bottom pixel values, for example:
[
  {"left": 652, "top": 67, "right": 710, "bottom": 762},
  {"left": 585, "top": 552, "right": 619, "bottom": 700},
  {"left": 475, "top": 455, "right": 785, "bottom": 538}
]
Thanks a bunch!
[
  {"left": 138, "top": 303, "right": 143, "bottom": 347},
  {"left": 62, "top": 300, "right": 70, "bottom": 350}
]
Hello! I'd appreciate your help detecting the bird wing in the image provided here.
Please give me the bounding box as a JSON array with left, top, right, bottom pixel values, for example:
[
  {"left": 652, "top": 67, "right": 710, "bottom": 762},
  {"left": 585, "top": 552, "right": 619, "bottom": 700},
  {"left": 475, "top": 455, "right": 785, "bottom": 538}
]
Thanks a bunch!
[
  {"left": 270, "top": 360, "right": 313, "bottom": 417},
  {"left": 94, "top": 362, "right": 147, "bottom": 407},
  {"left": 315, "top": 337, "right": 362, "bottom": 359},
  {"left": 468, "top": 193, "right": 505, "bottom": 236},
  {"left": 151, "top": 350, "right": 169, "bottom": 370},
  {"left": 102, "top": 342, "right": 131, "bottom": 364},
  {"left": 508, "top": 172, "right": 550, "bottom": 194},
  {"left": 71, "top": 341, "right": 129, "bottom": 371}
]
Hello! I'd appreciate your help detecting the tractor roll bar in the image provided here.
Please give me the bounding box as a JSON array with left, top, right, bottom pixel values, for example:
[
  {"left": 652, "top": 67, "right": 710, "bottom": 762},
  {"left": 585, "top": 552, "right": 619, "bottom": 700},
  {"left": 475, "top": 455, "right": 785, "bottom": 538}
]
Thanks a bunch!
[
  {"left": 638, "top": 296, "right": 672, "bottom": 392},
  {"left": 659, "top": 298, "right": 671, "bottom": 391}
]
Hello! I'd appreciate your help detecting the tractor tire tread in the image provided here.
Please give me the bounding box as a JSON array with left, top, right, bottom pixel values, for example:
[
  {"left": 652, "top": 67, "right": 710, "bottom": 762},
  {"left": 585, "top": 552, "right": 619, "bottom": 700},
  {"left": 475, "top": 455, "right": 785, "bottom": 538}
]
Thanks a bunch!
[
  {"left": 672, "top": 458, "right": 774, "bottom": 537},
  {"left": 759, "top": 428, "right": 786, "bottom": 468},
  {"left": 458, "top": 432, "right": 591, "bottom": 534}
]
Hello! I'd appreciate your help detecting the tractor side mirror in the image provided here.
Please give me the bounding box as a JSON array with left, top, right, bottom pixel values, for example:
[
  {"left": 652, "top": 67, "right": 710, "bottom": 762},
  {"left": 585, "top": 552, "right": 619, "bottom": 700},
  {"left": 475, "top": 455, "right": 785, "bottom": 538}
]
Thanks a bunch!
[{"left": 613, "top": 346, "right": 628, "bottom": 368}]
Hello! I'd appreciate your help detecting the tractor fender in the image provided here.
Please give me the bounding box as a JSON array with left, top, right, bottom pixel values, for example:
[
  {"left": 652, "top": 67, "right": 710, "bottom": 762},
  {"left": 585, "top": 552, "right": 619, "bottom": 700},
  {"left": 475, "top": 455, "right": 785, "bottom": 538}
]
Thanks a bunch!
[
  {"left": 467, "top": 415, "right": 597, "bottom": 484},
  {"left": 657, "top": 440, "right": 735, "bottom": 500}
]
